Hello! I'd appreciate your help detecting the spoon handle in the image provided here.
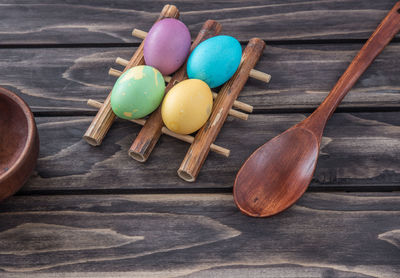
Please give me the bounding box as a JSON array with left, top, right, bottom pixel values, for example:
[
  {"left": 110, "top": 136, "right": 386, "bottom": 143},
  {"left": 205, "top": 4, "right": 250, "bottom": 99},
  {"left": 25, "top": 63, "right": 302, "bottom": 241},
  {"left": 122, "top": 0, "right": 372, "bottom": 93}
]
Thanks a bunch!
[{"left": 303, "top": 2, "right": 400, "bottom": 136}]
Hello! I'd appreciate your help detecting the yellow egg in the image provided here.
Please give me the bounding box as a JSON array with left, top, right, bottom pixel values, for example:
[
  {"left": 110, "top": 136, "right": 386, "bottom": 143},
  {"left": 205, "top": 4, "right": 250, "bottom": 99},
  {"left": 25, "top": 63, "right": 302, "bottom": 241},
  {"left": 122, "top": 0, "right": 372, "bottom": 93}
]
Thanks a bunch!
[{"left": 161, "top": 79, "right": 213, "bottom": 134}]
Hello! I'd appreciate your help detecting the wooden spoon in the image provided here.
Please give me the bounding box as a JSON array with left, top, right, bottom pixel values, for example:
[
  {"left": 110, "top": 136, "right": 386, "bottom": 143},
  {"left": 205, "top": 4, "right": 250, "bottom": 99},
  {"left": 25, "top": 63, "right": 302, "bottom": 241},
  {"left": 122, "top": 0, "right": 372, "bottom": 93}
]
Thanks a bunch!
[{"left": 234, "top": 2, "right": 400, "bottom": 217}]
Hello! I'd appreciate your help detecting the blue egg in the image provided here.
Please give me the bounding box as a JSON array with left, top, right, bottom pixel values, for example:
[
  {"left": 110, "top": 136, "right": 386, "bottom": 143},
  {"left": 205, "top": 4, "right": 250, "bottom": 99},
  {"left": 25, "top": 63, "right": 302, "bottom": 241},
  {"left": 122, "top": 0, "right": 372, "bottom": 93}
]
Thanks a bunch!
[{"left": 187, "top": 35, "right": 242, "bottom": 88}]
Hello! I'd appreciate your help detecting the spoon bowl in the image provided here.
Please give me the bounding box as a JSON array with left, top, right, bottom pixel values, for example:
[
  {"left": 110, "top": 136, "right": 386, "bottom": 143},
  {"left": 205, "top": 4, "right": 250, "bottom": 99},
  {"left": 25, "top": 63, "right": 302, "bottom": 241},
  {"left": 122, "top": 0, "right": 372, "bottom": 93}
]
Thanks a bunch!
[{"left": 234, "top": 126, "right": 319, "bottom": 217}]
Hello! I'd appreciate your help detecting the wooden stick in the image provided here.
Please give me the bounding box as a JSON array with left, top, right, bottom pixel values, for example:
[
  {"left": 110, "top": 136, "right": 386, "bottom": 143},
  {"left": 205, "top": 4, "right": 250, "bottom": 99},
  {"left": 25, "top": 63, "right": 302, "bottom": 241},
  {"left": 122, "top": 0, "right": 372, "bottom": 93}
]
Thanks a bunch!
[
  {"left": 115, "top": 57, "right": 130, "bottom": 67},
  {"left": 161, "top": 74, "right": 172, "bottom": 83},
  {"left": 87, "top": 99, "right": 230, "bottom": 157},
  {"left": 249, "top": 68, "right": 271, "bottom": 83},
  {"left": 178, "top": 38, "right": 266, "bottom": 182},
  {"left": 129, "top": 20, "right": 223, "bottom": 162},
  {"left": 132, "top": 28, "right": 271, "bottom": 84},
  {"left": 109, "top": 68, "right": 123, "bottom": 77},
  {"left": 131, "top": 29, "right": 148, "bottom": 40},
  {"left": 108, "top": 67, "right": 248, "bottom": 120},
  {"left": 115, "top": 59, "right": 253, "bottom": 113},
  {"left": 213, "top": 92, "right": 252, "bottom": 113},
  {"left": 82, "top": 5, "right": 180, "bottom": 146},
  {"left": 228, "top": 109, "right": 248, "bottom": 120}
]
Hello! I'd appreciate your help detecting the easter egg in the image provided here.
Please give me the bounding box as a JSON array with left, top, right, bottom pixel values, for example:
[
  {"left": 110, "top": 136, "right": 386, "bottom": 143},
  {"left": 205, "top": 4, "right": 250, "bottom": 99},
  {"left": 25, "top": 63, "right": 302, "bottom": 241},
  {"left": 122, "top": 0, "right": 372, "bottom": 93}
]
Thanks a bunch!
[
  {"left": 161, "top": 79, "right": 213, "bottom": 135},
  {"left": 111, "top": 65, "right": 165, "bottom": 120},
  {"left": 144, "top": 18, "right": 191, "bottom": 75},
  {"left": 187, "top": 35, "right": 242, "bottom": 88}
]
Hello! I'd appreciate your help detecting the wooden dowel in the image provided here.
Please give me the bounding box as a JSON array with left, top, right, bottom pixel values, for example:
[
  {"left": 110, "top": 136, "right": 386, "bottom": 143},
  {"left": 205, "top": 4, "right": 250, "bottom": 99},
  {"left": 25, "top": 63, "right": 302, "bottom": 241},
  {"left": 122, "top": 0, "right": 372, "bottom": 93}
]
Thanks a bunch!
[
  {"left": 228, "top": 109, "right": 248, "bottom": 120},
  {"left": 178, "top": 38, "right": 266, "bottom": 182},
  {"left": 212, "top": 92, "right": 253, "bottom": 113},
  {"left": 129, "top": 20, "right": 222, "bottom": 162},
  {"left": 132, "top": 28, "right": 271, "bottom": 84},
  {"left": 82, "top": 5, "right": 180, "bottom": 146},
  {"left": 115, "top": 57, "right": 129, "bottom": 67},
  {"left": 162, "top": 75, "right": 171, "bottom": 83},
  {"left": 87, "top": 99, "right": 230, "bottom": 157},
  {"left": 108, "top": 67, "right": 248, "bottom": 120},
  {"left": 249, "top": 68, "right": 271, "bottom": 83},
  {"left": 132, "top": 29, "right": 147, "bottom": 40},
  {"left": 109, "top": 68, "right": 123, "bottom": 77}
]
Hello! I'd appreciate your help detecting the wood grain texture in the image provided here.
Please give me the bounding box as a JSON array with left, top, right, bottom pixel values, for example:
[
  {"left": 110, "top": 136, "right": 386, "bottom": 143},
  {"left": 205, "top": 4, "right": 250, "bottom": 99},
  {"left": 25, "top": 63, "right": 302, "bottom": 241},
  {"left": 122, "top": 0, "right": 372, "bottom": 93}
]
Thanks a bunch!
[
  {"left": 1, "top": 44, "right": 399, "bottom": 113},
  {"left": 1, "top": 2, "right": 398, "bottom": 277},
  {"left": 21, "top": 112, "right": 400, "bottom": 192},
  {"left": 0, "top": 193, "right": 398, "bottom": 276},
  {"left": 0, "top": 0, "right": 399, "bottom": 44}
]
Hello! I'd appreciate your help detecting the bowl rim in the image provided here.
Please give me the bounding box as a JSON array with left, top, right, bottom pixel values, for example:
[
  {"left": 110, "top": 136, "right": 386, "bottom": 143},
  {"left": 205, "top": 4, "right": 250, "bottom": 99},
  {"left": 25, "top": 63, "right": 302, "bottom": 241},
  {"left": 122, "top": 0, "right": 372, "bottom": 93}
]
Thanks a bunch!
[{"left": 0, "top": 87, "right": 36, "bottom": 183}]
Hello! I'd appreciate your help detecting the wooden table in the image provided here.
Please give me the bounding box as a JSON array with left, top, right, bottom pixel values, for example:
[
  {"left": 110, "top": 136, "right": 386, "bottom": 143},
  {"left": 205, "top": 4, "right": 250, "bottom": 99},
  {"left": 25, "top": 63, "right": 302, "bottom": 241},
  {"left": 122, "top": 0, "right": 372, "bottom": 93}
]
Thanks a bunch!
[{"left": 1, "top": 1, "right": 399, "bottom": 277}]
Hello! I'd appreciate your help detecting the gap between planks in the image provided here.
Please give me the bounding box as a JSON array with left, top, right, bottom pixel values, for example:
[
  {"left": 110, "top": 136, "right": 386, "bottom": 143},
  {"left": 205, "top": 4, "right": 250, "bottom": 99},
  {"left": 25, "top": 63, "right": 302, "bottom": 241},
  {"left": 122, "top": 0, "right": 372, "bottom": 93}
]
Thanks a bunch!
[
  {"left": 1, "top": 38, "right": 400, "bottom": 49},
  {"left": 16, "top": 184, "right": 400, "bottom": 197},
  {"left": 32, "top": 106, "right": 400, "bottom": 118}
]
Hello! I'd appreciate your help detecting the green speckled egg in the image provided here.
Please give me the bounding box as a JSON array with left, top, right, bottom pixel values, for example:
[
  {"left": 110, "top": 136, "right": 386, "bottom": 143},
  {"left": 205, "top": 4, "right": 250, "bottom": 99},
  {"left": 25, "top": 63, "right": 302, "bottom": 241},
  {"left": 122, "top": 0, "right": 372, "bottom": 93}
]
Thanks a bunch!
[{"left": 110, "top": 65, "right": 165, "bottom": 120}]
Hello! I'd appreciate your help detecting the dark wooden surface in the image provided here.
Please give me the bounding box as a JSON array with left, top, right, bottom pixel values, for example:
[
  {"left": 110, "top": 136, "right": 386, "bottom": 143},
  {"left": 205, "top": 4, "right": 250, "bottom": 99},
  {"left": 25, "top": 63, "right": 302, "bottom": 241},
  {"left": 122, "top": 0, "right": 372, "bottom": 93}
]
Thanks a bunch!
[
  {"left": 0, "top": 0, "right": 399, "bottom": 44},
  {"left": 24, "top": 113, "right": 400, "bottom": 192},
  {"left": 1, "top": 1, "right": 399, "bottom": 277},
  {"left": 0, "top": 193, "right": 399, "bottom": 277},
  {"left": 2, "top": 44, "right": 399, "bottom": 113}
]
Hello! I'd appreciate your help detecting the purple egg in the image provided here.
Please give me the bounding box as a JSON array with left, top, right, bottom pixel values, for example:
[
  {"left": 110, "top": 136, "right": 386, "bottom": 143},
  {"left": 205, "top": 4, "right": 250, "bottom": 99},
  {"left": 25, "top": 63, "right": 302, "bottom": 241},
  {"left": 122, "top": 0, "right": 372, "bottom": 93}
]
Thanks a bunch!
[{"left": 144, "top": 18, "right": 191, "bottom": 75}]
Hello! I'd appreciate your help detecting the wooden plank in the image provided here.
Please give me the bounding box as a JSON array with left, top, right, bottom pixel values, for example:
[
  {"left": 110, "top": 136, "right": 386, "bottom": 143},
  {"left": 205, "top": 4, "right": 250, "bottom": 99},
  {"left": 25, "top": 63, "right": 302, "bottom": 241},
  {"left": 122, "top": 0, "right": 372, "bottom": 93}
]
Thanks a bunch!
[
  {"left": 23, "top": 112, "right": 400, "bottom": 192},
  {"left": 0, "top": 0, "right": 398, "bottom": 44},
  {"left": 2, "top": 44, "right": 400, "bottom": 113},
  {"left": 0, "top": 193, "right": 399, "bottom": 276}
]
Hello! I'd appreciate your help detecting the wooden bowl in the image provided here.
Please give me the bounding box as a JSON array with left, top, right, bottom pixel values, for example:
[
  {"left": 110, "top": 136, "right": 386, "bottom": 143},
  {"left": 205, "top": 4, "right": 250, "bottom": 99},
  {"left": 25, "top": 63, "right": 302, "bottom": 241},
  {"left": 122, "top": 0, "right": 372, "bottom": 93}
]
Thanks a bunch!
[{"left": 0, "top": 87, "right": 39, "bottom": 201}]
